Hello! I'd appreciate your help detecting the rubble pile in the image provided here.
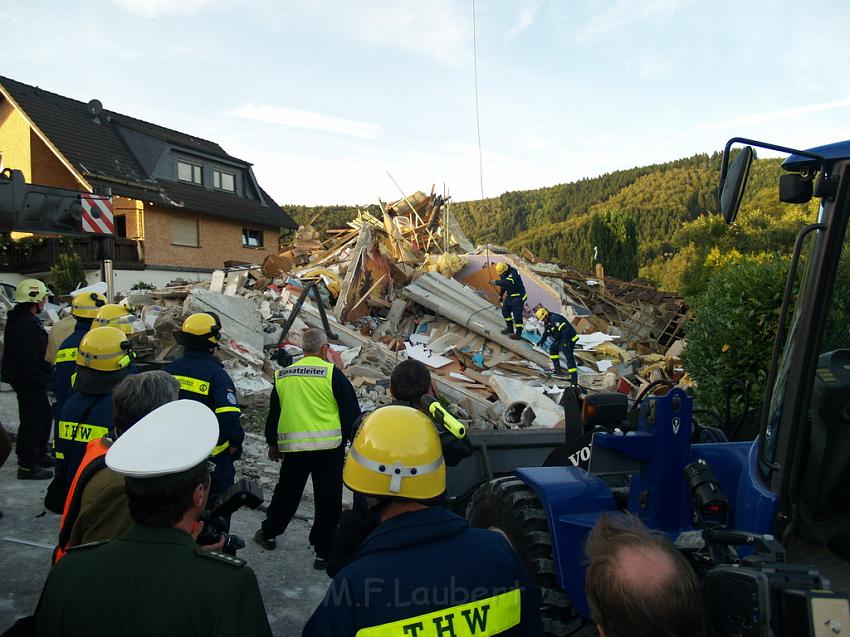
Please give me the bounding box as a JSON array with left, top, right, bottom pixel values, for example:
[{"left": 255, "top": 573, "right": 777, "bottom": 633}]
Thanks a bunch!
[{"left": 7, "top": 189, "right": 691, "bottom": 434}]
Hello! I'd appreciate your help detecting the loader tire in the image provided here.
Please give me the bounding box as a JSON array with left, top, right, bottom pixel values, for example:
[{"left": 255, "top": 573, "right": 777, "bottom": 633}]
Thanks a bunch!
[{"left": 467, "top": 476, "right": 596, "bottom": 637}]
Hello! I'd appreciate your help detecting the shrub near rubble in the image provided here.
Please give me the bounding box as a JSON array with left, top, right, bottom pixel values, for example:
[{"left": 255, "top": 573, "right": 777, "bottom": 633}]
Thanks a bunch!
[{"left": 683, "top": 254, "right": 791, "bottom": 415}]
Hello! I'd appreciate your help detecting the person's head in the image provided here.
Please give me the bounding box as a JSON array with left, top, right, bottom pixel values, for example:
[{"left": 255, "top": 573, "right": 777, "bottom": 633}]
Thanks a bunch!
[
  {"left": 585, "top": 515, "right": 705, "bottom": 637},
  {"left": 343, "top": 405, "right": 445, "bottom": 516},
  {"left": 71, "top": 291, "right": 108, "bottom": 320},
  {"left": 112, "top": 371, "right": 180, "bottom": 437},
  {"left": 301, "top": 327, "right": 329, "bottom": 357},
  {"left": 93, "top": 303, "right": 143, "bottom": 335},
  {"left": 76, "top": 326, "right": 134, "bottom": 374},
  {"left": 390, "top": 359, "right": 433, "bottom": 406},
  {"left": 107, "top": 400, "right": 219, "bottom": 530},
  {"left": 14, "top": 278, "right": 51, "bottom": 312},
  {"left": 495, "top": 261, "right": 509, "bottom": 275},
  {"left": 176, "top": 312, "right": 222, "bottom": 351}
]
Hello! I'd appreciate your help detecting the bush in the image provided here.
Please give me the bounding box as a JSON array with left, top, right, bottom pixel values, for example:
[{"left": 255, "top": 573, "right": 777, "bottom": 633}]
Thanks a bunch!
[
  {"left": 683, "top": 255, "right": 792, "bottom": 414},
  {"left": 49, "top": 254, "right": 87, "bottom": 296},
  {"left": 130, "top": 281, "right": 156, "bottom": 291}
]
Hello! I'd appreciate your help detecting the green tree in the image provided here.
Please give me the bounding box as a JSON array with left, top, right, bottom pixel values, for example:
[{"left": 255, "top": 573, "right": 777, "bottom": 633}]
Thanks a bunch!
[
  {"left": 49, "top": 253, "right": 87, "bottom": 295},
  {"left": 589, "top": 210, "right": 638, "bottom": 280}
]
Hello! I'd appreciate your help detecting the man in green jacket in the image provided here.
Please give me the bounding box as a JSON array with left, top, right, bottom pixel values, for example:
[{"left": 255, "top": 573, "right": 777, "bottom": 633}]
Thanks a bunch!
[{"left": 35, "top": 400, "right": 272, "bottom": 637}]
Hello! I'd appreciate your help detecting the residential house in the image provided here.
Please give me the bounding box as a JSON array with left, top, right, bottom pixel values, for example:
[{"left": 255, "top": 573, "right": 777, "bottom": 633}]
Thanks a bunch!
[{"left": 0, "top": 74, "right": 295, "bottom": 291}]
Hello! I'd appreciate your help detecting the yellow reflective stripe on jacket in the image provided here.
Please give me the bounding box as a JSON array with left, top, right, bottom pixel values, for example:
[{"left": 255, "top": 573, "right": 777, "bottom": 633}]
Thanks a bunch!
[
  {"left": 356, "top": 588, "right": 521, "bottom": 637},
  {"left": 57, "top": 421, "right": 110, "bottom": 444},
  {"left": 214, "top": 406, "right": 241, "bottom": 414},
  {"left": 71, "top": 372, "right": 77, "bottom": 388},
  {"left": 54, "top": 347, "right": 78, "bottom": 364},
  {"left": 174, "top": 375, "right": 211, "bottom": 396},
  {"left": 277, "top": 428, "right": 342, "bottom": 452},
  {"left": 211, "top": 441, "right": 231, "bottom": 456},
  {"left": 571, "top": 334, "right": 580, "bottom": 342}
]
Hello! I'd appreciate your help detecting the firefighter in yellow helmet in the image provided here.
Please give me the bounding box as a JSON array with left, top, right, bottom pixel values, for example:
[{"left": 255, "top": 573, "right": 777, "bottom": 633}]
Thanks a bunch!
[
  {"left": 1, "top": 279, "right": 54, "bottom": 479},
  {"left": 535, "top": 306, "right": 580, "bottom": 384},
  {"left": 165, "top": 312, "right": 244, "bottom": 504},
  {"left": 53, "top": 290, "right": 108, "bottom": 419},
  {"left": 489, "top": 261, "right": 527, "bottom": 340},
  {"left": 302, "top": 405, "right": 544, "bottom": 636},
  {"left": 51, "top": 327, "right": 135, "bottom": 508},
  {"left": 93, "top": 303, "right": 144, "bottom": 335}
]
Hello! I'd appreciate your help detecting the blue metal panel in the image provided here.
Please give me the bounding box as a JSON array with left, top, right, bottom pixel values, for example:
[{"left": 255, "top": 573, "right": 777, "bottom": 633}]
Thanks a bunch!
[
  {"left": 733, "top": 438, "right": 778, "bottom": 533},
  {"left": 691, "top": 441, "right": 751, "bottom": 514},
  {"left": 516, "top": 466, "right": 616, "bottom": 618}
]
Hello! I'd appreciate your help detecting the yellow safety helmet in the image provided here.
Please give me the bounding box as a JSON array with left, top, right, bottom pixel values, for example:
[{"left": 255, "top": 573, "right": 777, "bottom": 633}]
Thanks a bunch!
[
  {"left": 535, "top": 307, "right": 550, "bottom": 322},
  {"left": 494, "top": 261, "right": 509, "bottom": 275},
  {"left": 93, "top": 304, "right": 138, "bottom": 334},
  {"left": 344, "top": 405, "right": 445, "bottom": 500},
  {"left": 77, "top": 326, "right": 134, "bottom": 372},
  {"left": 14, "top": 279, "right": 51, "bottom": 304},
  {"left": 71, "top": 291, "right": 108, "bottom": 319},
  {"left": 176, "top": 312, "right": 222, "bottom": 348}
]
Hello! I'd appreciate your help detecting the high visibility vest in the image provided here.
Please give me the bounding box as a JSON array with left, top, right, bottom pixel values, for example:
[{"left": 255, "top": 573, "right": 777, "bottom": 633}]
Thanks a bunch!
[
  {"left": 275, "top": 356, "right": 342, "bottom": 452},
  {"left": 54, "top": 437, "right": 110, "bottom": 563}
]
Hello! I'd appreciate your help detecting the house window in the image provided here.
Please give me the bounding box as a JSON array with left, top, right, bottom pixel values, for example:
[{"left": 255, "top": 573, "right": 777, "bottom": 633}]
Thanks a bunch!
[
  {"left": 172, "top": 217, "right": 199, "bottom": 247},
  {"left": 242, "top": 228, "right": 263, "bottom": 248},
  {"left": 115, "top": 216, "right": 127, "bottom": 238},
  {"left": 213, "top": 170, "right": 235, "bottom": 192},
  {"left": 177, "top": 161, "right": 202, "bottom": 185}
]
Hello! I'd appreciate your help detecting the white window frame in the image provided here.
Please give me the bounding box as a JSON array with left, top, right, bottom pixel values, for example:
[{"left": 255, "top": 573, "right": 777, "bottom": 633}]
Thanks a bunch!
[
  {"left": 213, "top": 169, "right": 236, "bottom": 192},
  {"left": 177, "top": 161, "right": 203, "bottom": 185}
]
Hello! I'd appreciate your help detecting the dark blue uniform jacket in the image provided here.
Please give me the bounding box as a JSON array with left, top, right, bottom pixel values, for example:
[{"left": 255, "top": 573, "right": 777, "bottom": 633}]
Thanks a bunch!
[
  {"left": 55, "top": 392, "right": 113, "bottom": 488},
  {"left": 494, "top": 266, "right": 526, "bottom": 299},
  {"left": 302, "top": 507, "right": 544, "bottom": 636},
  {"left": 52, "top": 318, "right": 92, "bottom": 417},
  {"left": 541, "top": 313, "right": 578, "bottom": 348},
  {"left": 165, "top": 349, "right": 245, "bottom": 495}
]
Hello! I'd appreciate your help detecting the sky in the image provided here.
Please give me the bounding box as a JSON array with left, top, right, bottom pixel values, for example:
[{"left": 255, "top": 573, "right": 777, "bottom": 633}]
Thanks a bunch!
[{"left": 4, "top": 1, "right": 850, "bottom": 206}]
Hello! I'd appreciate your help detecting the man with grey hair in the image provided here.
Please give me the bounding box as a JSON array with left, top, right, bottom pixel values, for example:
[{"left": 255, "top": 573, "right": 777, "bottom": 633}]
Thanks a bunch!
[
  {"left": 255, "top": 328, "right": 360, "bottom": 570},
  {"left": 54, "top": 371, "right": 181, "bottom": 560}
]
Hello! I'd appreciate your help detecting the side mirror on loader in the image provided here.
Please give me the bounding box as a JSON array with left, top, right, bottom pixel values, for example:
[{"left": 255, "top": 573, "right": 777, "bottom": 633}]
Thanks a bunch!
[{"left": 718, "top": 145, "right": 753, "bottom": 224}]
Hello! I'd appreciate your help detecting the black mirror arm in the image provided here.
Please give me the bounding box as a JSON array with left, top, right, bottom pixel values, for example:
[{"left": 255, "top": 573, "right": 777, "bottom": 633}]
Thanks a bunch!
[{"left": 720, "top": 137, "right": 826, "bottom": 184}]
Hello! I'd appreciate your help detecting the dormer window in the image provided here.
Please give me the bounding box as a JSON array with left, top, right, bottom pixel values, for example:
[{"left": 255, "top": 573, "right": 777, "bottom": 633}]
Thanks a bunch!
[
  {"left": 213, "top": 169, "right": 235, "bottom": 192},
  {"left": 178, "top": 160, "right": 202, "bottom": 185}
]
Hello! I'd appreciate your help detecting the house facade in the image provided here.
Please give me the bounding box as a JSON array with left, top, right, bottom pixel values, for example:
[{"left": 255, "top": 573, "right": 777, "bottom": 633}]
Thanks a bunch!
[{"left": 0, "top": 75, "right": 295, "bottom": 289}]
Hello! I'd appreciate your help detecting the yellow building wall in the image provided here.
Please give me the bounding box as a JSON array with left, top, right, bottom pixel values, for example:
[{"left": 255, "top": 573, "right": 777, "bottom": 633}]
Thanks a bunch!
[
  {"left": 0, "top": 99, "right": 32, "bottom": 180},
  {"left": 142, "top": 205, "right": 279, "bottom": 270},
  {"left": 30, "top": 130, "right": 85, "bottom": 189}
]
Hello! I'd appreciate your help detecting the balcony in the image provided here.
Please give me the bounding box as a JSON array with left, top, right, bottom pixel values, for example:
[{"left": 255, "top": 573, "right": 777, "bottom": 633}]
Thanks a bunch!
[{"left": 0, "top": 237, "right": 144, "bottom": 274}]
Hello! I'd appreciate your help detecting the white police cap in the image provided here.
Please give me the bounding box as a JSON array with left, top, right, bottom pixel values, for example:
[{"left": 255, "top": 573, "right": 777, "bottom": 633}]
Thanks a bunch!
[{"left": 106, "top": 400, "right": 218, "bottom": 478}]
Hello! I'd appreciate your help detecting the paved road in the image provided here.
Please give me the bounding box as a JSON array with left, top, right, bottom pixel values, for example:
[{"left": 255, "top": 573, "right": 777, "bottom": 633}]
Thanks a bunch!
[{"left": 0, "top": 385, "right": 332, "bottom": 636}]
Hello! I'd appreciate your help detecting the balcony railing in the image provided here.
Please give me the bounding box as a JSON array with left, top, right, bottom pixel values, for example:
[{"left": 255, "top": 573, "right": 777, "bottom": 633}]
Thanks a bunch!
[{"left": 0, "top": 237, "right": 144, "bottom": 274}]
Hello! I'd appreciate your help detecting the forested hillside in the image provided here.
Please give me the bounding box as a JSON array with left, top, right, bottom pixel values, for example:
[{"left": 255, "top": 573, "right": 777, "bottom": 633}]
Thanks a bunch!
[{"left": 281, "top": 152, "right": 815, "bottom": 297}]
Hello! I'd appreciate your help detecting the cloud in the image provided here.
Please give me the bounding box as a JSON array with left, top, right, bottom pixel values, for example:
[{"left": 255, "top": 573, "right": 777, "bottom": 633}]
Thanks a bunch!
[
  {"left": 110, "top": 0, "right": 226, "bottom": 18},
  {"left": 344, "top": 1, "right": 470, "bottom": 67},
  {"left": 508, "top": 3, "right": 541, "bottom": 40},
  {"left": 229, "top": 104, "right": 381, "bottom": 139},
  {"left": 575, "top": 0, "right": 684, "bottom": 44},
  {"left": 698, "top": 97, "right": 850, "bottom": 131}
]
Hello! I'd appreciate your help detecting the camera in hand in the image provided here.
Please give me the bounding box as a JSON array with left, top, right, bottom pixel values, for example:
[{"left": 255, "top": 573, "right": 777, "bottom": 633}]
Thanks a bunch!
[
  {"left": 683, "top": 460, "right": 850, "bottom": 636},
  {"left": 197, "top": 479, "right": 264, "bottom": 556}
]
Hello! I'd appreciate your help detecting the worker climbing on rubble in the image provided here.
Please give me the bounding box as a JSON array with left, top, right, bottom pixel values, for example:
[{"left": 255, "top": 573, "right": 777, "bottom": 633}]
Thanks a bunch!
[
  {"left": 536, "top": 307, "right": 579, "bottom": 384},
  {"left": 49, "top": 326, "right": 135, "bottom": 511},
  {"left": 1, "top": 279, "right": 54, "bottom": 481},
  {"left": 302, "top": 405, "right": 543, "bottom": 636},
  {"left": 255, "top": 327, "right": 360, "bottom": 571},
  {"left": 53, "top": 289, "right": 108, "bottom": 418},
  {"left": 490, "top": 261, "right": 527, "bottom": 340},
  {"left": 165, "top": 312, "right": 245, "bottom": 503}
]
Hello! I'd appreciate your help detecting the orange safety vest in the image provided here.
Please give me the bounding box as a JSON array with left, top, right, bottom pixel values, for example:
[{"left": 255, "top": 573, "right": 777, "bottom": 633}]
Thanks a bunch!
[{"left": 53, "top": 437, "right": 111, "bottom": 563}]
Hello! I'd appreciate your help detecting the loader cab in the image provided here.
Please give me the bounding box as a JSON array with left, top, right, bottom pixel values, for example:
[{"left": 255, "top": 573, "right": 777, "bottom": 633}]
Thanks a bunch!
[{"left": 720, "top": 139, "right": 850, "bottom": 575}]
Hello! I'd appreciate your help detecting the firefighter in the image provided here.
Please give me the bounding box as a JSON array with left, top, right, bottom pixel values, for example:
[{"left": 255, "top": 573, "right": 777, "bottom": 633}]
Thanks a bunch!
[
  {"left": 490, "top": 261, "right": 527, "bottom": 340},
  {"left": 92, "top": 303, "right": 144, "bottom": 334},
  {"left": 255, "top": 328, "right": 360, "bottom": 570},
  {"left": 164, "top": 312, "right": 244, "bottom": 501},
  {"left": 536, "top": 307, "right": 579, "bottom": 384},
  {"left": 53, "top": 290, "right": 108, "bottom": 417},
  {"left": 302, "top": 405, "right": 543, "bottom": 636},
  {"left": 1, "top": 279, "right": 54, "bottom": 479},
  {"left": 51, "top": 327, "right": 134, "bottom": 509}
]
